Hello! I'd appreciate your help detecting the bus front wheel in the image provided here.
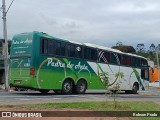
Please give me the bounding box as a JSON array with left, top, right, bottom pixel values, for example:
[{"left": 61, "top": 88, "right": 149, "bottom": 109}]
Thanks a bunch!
[
  {"left": 62, "top": 80, "right": 73, "bottom": 94},
  {"left": 132, "top": 83, "right": 138, "bottom": 94},
  {"left": 76, "top": 80, "right": 87, "bottom": 94}
]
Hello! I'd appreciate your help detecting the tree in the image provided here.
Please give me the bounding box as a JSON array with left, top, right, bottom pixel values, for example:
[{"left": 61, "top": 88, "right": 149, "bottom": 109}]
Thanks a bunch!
[
  {"left": 149, "top": 43, "right": 156, "bottom": 53},
  {"left": 156, "top": 44, "right": 160, "bottom": 51},
  {"left": 116, "top": 41, "right": 123, "bottom": 46},
  {"left": 112, "top": 45, "right": 136, "bottom": 53},
  {"left": 136, "top": 43, "right": 146, "bottom": 52}
]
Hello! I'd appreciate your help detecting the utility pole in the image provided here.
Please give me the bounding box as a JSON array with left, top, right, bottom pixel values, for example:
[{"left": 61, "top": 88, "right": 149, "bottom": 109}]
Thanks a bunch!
[
  {"left": 2, "top": 0, "right": 9, "bottom": 91},
  {"left": 156, "top": 45, "right": 160, "bottom": 88}
]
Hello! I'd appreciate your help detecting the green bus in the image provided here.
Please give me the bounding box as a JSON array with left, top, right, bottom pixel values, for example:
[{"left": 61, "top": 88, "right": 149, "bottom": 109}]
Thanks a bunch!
[{"left": 9, "top": 31, "right": 149, "bottom": 94}]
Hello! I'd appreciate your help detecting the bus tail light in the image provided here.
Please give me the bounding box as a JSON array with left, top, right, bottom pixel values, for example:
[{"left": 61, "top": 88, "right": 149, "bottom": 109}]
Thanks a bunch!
[{"left": 30, "top": 68, "right": 35, "bottom": 77}]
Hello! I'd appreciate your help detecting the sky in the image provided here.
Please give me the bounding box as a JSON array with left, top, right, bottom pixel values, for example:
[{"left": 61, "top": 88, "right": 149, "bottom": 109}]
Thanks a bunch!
[{"left": 0, "top": 0, "right": 160, "bottom": 48}]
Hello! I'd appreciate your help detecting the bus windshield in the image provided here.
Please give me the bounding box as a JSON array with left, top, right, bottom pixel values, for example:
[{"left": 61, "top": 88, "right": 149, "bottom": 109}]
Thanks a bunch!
[{"left": 10, "top": 33, "right": 33, "bottom": 57}]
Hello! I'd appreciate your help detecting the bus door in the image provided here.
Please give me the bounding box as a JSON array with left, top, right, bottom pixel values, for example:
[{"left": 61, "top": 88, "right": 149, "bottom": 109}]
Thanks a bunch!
[{"left": 141, "top": 67, "right": 149, "bottom": 90}]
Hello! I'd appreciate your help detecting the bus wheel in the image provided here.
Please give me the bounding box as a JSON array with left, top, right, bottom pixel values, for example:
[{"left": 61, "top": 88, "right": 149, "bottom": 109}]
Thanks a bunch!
[
  {"left": 76, "top": 80, "right": 87, "bottom": 94},
  {"left": 132, "top": 83, "right": 138, "bottom": 94},
  {"left": 39, "top": 89, "right": 49, "bottom": 94},
  {"left": 62, "top": 80, "right": 73, "bottom": 94}
]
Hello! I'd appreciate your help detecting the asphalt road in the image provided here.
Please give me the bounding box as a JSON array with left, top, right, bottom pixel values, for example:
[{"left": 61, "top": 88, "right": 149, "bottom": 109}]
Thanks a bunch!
[{"left": 0, "top": 87, "right": 160, "bottom": 105}]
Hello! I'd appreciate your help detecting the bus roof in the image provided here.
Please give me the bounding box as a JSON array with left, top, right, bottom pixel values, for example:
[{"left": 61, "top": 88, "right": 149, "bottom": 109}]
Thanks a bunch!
[
  {"left": 39, "top": 31, "right": 146, "bottom": 59},
  {"left": 83, "top": 43, "right": 145, "bottom": 59},
  {"left": 14, "top": 31, "right": 146, "bottom": 60},
  {"left": 84, "top": 43, "right": 123, "bottom": 53}
]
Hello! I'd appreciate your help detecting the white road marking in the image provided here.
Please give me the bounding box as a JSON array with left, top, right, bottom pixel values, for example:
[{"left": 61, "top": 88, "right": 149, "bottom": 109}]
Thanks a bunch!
[{"left": 18, "top": 98, "right": 31, "bottom": 100}]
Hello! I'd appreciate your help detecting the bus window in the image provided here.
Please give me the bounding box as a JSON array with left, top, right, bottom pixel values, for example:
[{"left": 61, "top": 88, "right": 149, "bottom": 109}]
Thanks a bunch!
[
  {"left": 48, "top": 40, "right": 54, "bottom": 55},
  {"left": 68, "top": 44, "right": 75, "bottom": 58},
  {"left": 110, "top": 53, "right": 121, "bottom": 65},
  {"left": 55, "top": 42, "right": 61, "bottom": 56},
  {"left": 141, "top": 69, "right": 149, "bottom": 80},
  {"left": 121, "top": 55, "right": 131, "bottom": 66},
  {"left": 104, "top": 52, "right": 110, "bottom": 63},
  {"left": 41, "top": 39, "right": 48, "bottom": 54},
  {"left": 61, "top": 42, "right": 66, "bottom": 56},
  {"left": 84, "top": 47, "right": 91, "bottom": 60},
  {"left": 132, "top": 57, "right": 141, "bottom": 68},
  {"left": 75, "top": 46, "right": 82, "bottom": 58},
  {"left": 141, "top": 59, "right": 148, "bottom": 67},
  {"left": 91, "top": 49, "right": 97, "bottom": 61},
  {"left": 100, "top": 51, "right": 110, "bottom": 63},
  {"left": 131, "top": 57, "right": 137, "bottom": 67},
  {"left": 137, "top": 59, "right": 141, "bottom": 67}
]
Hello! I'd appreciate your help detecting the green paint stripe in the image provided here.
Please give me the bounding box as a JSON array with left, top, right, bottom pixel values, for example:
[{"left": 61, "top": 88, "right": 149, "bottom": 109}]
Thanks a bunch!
[
  {"left": 132, "top": 68, "right": 145, "bottom": 90},
  {"left": 63, "top": 58, "right": 78, "bottom": 79}
]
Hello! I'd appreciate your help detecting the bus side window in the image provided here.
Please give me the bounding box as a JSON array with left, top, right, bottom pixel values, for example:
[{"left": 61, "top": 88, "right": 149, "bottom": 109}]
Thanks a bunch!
[
  {"left": 141, "top": 69, "right": 149, "bottom": 80},
  {"left": 84, "top": 47, "right": 91, "bottom": 60},
  {"left": 99, "top": 51, "right": 110, "bottom": 63},
  {"left": 131, "top": 57, "right": 140, "bottom": 68},
  {"left": 137, "top": 59, "right": 141, "bottom": 67},
  {"left": 41, "top": 39, "right": 48, "bottom": 54},
  {"left": 131, "top": 57, "right": 136, "bottom": 67},
  {"left": 91, "top": 49, "right": 97, "bottom": 61},
  {"left": 110, "top": 53, "right": 120, "bottom": 65},
  {"left": 68, "top": 44, "right": 75, "bottom": 58},
  {"left": 121, "top": 55, "right": 131, "bottom": 66},
  {"left": 75, "top": 46, "right": 82, "bottom": 58},
  {"left": 61, "top": 42, "right": 66, "bottom": 56},
  {"left": 141, "top": 59, "right": 148, "bottom": 67},
  {"left": 104, "top": 51, "right": 110, "bottom": 63},
  {"left": 110, "top": 53, "right": 116, "bottom": 64},
  {"left": 55, "top": 42, "right": 61, "bottom": 56},
  {"left": 48, "top": 40, "right": 54, "bottom": 55}
]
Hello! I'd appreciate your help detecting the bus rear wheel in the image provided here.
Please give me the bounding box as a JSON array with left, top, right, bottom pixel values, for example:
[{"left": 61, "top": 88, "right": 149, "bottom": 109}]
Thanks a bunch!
[
  {"left": 39, "top": 89, "right": 49, "bottom": 94},
  {"left": 61, "top": 80, "right": 73, "bottom": 94},
  {"left": 76, "top": 80, "right": 87, "bottom": 94}
]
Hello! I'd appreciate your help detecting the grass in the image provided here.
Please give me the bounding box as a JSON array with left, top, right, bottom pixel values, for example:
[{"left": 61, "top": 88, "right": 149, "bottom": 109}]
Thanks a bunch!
[
  {"left": 27, "top": 101, "right": 160, "bottom": 111},
  {"left": 0, "top": 101, "right": 160, "bottom": 111},
  {"left": 0, "top": 101, "right": 159, "bottom": 120},
  {"left": 28, "top": 101, "right": 160, "bottom": 120}
]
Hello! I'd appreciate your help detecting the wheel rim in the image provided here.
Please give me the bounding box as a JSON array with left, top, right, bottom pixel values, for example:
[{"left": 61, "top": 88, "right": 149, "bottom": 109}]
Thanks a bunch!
[
  {"left": 64, "top": 82, "right": 71, "bottom": 92},
  {"left": 133, "top": 85, "right": 137, "bottom": 93},
  {"left": 79, "top": 83, "right": 85, "bottom": 92}
]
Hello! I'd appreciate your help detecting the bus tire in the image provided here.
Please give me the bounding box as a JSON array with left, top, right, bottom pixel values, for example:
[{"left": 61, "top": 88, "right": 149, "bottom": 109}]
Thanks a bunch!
[
  {"left": 132, "top": 83, "right": 138, "bottom": 94},
  {"left": 76, "top": 80, "right": 87, "bottom": 94},
  {"left": 61, "top": 80, "right": 73, "bottom": 94},
  {"left": 39, "top": 89, "right": 49, "bottom": 94}
]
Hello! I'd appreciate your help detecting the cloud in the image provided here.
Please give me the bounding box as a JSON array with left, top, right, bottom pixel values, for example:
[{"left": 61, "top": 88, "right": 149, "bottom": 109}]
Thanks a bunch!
[{"left": 0, "top": 0, "right": 160, "bottom": 48}]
